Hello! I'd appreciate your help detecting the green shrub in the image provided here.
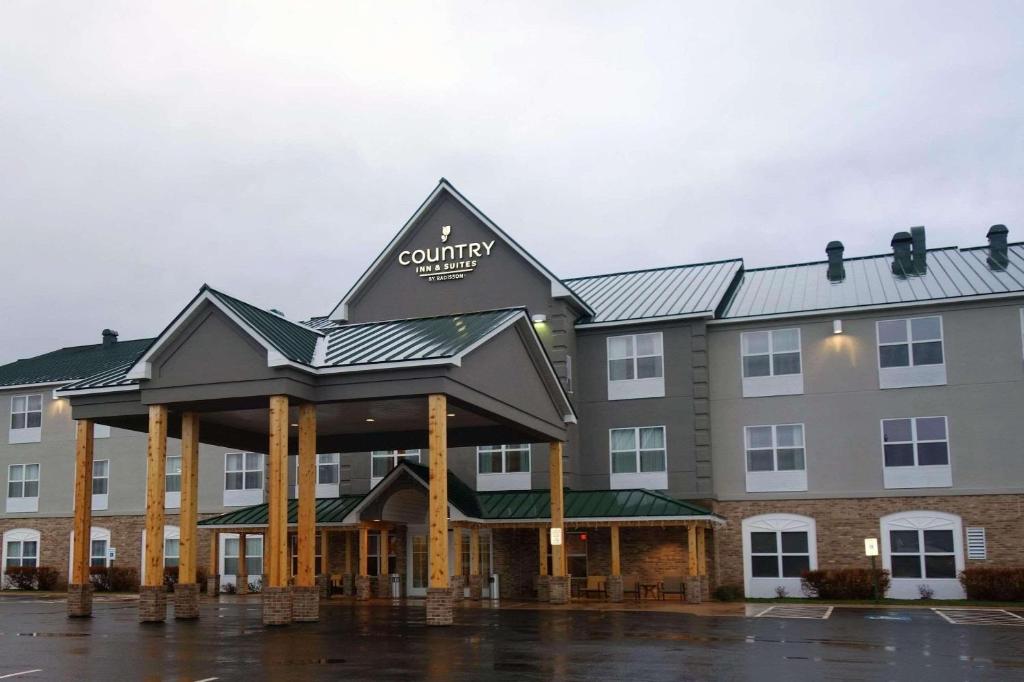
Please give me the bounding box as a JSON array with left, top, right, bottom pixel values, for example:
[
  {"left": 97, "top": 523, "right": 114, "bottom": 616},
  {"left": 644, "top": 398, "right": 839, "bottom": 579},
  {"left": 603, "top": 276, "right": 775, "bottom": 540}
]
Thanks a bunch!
[
  {"left": 713, "top": 583, "right": 744, "bottom": 601},
  {"left": 960, "top": 567, "right": 1024, "bottom": 601},
  {"left": 90, "top": 566, "right": 139, "bottom": 592},
  {"left": 3, "top": 566, "right": 57, "bottom": 590},
  {"left": 35, "top": 566, "right": 59, "bottom": 591},
  {"left": 801, "top": 568, "right": 890, "bottom": 599}
]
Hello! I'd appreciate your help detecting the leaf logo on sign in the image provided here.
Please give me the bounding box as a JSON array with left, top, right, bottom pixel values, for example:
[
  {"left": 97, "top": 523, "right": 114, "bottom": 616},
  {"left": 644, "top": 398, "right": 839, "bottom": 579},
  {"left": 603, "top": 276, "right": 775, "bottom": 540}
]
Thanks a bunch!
[{"left": 441, "top": 225, "right": 451, "bottom": 243}]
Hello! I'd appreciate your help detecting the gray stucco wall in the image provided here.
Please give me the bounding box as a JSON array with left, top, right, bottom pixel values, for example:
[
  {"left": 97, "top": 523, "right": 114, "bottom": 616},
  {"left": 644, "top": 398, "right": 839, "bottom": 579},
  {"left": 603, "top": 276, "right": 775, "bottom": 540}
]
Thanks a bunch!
[{"left": 708, "top": 300, "right": 1024, "bottom": 500}]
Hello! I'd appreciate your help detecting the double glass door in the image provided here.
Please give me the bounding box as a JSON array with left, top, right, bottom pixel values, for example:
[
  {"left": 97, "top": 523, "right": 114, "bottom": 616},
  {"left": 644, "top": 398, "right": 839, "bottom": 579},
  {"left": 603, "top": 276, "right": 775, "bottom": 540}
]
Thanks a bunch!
[{"left": 406, "top": 526, "right": 492, "bottom": 598}]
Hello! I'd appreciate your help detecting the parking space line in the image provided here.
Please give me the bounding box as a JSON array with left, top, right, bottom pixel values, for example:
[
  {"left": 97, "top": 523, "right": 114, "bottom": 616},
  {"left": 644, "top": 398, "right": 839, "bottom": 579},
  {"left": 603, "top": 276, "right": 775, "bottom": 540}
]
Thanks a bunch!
[
  {"left": 932, "top": 608, "right": 1024, "bottom": 626},
  {"left": 754, "top": 605, "right": 833, "bottom": 620},
  {"left": 0, "top": 671, "right": 42, "bottom": 680}
]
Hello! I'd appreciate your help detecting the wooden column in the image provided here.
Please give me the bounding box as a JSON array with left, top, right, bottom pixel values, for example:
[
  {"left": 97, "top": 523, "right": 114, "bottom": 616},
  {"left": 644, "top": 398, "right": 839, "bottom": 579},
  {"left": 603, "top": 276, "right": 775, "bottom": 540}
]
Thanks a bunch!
[
  {"left": 296, "top": 403, "right": 317, "bottom": 588},
  {"left": 380, "top": 528, "right": 389, "bottom": 577},
  {"left": 452, "top": 526, "right": 463, "bottom": 577},
  {"left": 70, "top": 419, "right": 94, "bottom": 586},
  {"left": 358, "top": 526, "right": 369, "bottom": 577},
  {"left": 238, "top": 532, "right": 248, "bottom": 588},
  {"left": 549, "top": 441, "right": 566, "bottom": 577},
  {"left": 179, "top": 412, "right": 200, "bottom": 585},
  {"left": 697, "top": 526, "right": 707, "bottom": 577},
  {"left": 209, "top": 531, "right": 220, "bottom": 576},
  {"left": 267, "top": 395, "right": 289, "bottom": 588},
  {"left": 346, "top": 531, "right": 354, "bottom": 575},
  {"left": 610, "top": 525, "right": 621, "bottom": 577},
  {"left": 469, "top": 528, "right": 480, "bottom": 577},
  {"left": 143, "top": 405, "right": 168, "bottom": 587},
  {"left": 687, "top": 525, "right": 698, "bottom": 577},
  {"left": 320, "top": 530, "right": 330, "bottom": 576},
  {"left": 537, "top": 526, "right": 548, "bottom": 576},
  {"left": 427, "top": 394, "right": 448, "bottom": 590}
]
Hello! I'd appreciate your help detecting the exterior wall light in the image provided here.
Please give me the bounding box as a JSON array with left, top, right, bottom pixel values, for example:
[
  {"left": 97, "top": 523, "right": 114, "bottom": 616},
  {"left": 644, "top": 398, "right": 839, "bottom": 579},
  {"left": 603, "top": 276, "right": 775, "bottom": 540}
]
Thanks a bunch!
[
  {"left": 365, "top": 418, "right": 375, "bottom": 423},
  {"left": 531, "top": 314, "right": 547, "bottom": 324},
  {"left": 833, "top": 319, "right": 843, "bottom": 335}
]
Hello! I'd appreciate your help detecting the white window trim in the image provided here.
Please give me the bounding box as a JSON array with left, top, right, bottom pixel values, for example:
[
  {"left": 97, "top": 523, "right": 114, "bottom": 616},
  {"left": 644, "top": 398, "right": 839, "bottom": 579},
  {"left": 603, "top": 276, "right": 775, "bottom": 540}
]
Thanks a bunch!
[
  {"left": 316, "top": 453, "right": 341, "bottom": 498},
  {"left": 3, "top": 528, "right": 41, "bottom": 584},
  {"left": 740, "top": 329, "right": 803, "bottom": 397},
  {"left": 880, "top": 416, "right": 952, "bottom": 489},
  {"left": 220, "top": 533, "right": 264, "bottom": 589},
  {"left": 67, "top": 526, "right": 111, "bottom": 575},
  {"left": 92, "top": 459, "right": 109, "bottom": 511},
  {"left": 744, "top": 424, "right": 808, "bottom": 493},
  {"left": 880, "top": 511, "right": 965, "bottom": 599},
  {"left": 140, "top": 525, "right": 180, "bottom": 583},
  {"left": 6, "top": 463, "right": 40, "bottom": 513},
  {"left": 876, "top": 316, "right": 947, "bottom": 389},
  {"left": 165, "top": 454, "right": 182, "bottom": 509},
  {"left": 607, "top": 332, "right": 665, "bottom": 401},
  {"left": 370, "top": 450, "right": 421, "bottom": 488},
  {"left": 223, "top": 453, "right": 264, "bottom": 507},
  {"left": 609, "top": 426, "right": 668, "bottom": 490},
  {"left": 9, "top": 394, "right": 43, "bottom": 444},
  {"left": 476, "top": 445, "right": 532, "bottom": 491},
  {"left": 741, "top": 513, "right": 817, "bottom": 598}
]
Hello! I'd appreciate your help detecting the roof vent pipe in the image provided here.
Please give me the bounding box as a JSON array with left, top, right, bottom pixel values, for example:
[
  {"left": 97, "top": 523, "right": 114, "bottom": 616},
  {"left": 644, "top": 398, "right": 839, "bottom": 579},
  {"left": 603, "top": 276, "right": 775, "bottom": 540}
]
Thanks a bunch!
[
  {"left": 910, "top": 226, "right": 927, "bottom": 274},
  {"left": 102, "top": 329, "right": 118, "bottom": 347},
  {"left": 987, "top": 224, "right": 1009, "bottom": 270},
  {"left": 891, "top": 232, "right": 914, "bottom": 276},
  {"left": 825, "top": 241, "right": 845, "bottom": 282}
]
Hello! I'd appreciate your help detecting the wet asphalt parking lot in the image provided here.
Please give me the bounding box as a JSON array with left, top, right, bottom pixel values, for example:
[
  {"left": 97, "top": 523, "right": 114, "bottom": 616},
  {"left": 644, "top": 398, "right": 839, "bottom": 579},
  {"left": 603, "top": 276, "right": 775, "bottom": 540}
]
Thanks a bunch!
[{"left": 0, "top": 597, "right": 1022, "bottom": 681}]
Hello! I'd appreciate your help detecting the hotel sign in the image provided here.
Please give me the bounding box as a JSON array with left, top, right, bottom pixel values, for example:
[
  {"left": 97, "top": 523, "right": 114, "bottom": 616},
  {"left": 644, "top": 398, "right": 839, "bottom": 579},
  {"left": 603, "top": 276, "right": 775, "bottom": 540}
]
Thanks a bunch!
[{"left": 397, "top": 225, "right": 495, "bottom": 282}]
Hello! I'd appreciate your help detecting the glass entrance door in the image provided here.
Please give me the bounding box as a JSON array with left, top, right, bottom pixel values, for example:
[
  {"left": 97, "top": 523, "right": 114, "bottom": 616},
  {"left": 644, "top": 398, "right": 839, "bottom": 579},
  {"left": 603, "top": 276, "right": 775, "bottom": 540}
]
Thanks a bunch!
[{"left": 407, "top": 526, "right": 428, "bottom": 597}]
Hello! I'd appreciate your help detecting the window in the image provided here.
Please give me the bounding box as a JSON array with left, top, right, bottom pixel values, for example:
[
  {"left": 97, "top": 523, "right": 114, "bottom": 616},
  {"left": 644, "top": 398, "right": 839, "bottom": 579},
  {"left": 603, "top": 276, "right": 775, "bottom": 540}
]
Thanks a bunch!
[
  {"left": 9, "top": 394, "right": 42, "bottom": 444},
  {"left": 877, "top": 317, "right": 946, "bottom": 389},
  {"left": 890, "top": 528, "right": 956, "bottom": 580},
  {"left": 881, "top": 417, "right": 951, "bottom": 489},
  {"left": 610, "top": 427, "right": 665, "bottom": 474},
  {"left": 371, "top": 450, "right": 420, "bottom": 484},
  {"left": 4, "top": 537, "right": 38, "bottom": 569},
  {"left": 749, "top": 531, "right": 810, "bottom": 579},
  {"left": 225, "top": 453, "right": 263, "bottom": 491},
  {"left": 289, "top": 534, "right": 322, "bottom": 576},
  {"left": 317, "top": 453, "right": 340, "bottom": 485},
  {"left": 478, "top": 445, "right": 530, "bottom": 474},
  {"left": 223, "top": 535, "right": 263, "bottom": 577},
  {"left": 367, "top": 531, "right": 397, "bottom": 576},
  {"left": 741, "top": 329, "right": 801, "bottom": 378},
  {"left": 90, "top": 538, "right": 108, "bottom": 568},
  {"left": 881, "top": 511, "right": 965, "bottom": 599},
  {"left": 607, "top": 333, "right": 665, "bottom": 400},
  {"left": 164, "top": 538, "right": 180, "bottom": 568},
  {"left": 7, "top": 464, "right": 40, "bottom": 512},
  {"left": 165, "top": 456, "right": 181, "bottom": 493},
  {"left": 545, "top": 531, "right": 586, "bottom": 578},
  {"left": 744, "top": 425, "right": 807, "bottom": 493},
  {"left": 92, "top": 460, "right": 109, "bottom": 495},
  {"left": 741, "top": 514, "right": 817, "bottom": 598}
]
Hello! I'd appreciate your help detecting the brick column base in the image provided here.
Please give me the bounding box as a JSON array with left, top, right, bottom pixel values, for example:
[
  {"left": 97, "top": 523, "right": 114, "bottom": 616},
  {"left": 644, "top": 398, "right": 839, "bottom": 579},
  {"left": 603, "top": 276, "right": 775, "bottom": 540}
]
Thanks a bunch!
[
  {"left": 469, "top": 574, "right": 483, "bottom": 601},
  {"left": 355, "top": 575, "right": 371, "bottom": 600},
  {"left": 536, "top": 575, "right": 550, "bottom": 602},
  {"left": 700, "top": 575, "right": 710, "bottom": 602},
  {"left": 685, "top": 577, "right": 703, "bottom": 604},
  {"left": 139, "top": 585, "right": 168, "bottom": 623},
  {"left": 343, "top": 574, "right": 354, "bottom": 596},
  {"left": 449, "top": 575, "right": 465, "bottom": 602},
  {"left": 67, "top": 583, "right": 93, "bottom": 618},
  {"left": 317, "top": 574, "right": 330, "bottom": 598},
  {"left": 426, "top": 587, "right": 453, "bottom": 626},
  {"left": 292, "top": 586, "right": 319, "bottom": 622},
  {"left": 174, "top": 582, "right": 200, "bottom": 620},
  {"left": 549, "top": 575, "right": 570, "bottom": 604},
  {"left": 206, "top": 575, "right": 220, "bottom": 596},
  {"left": 377, "top": 574, "right": 397, "bottom": 598},
  {"left": 607, "top": 575, "right": 624, "bottom": 602},
  {"left": 262, "top": 586, "right": 292, "bottom": 625},
  {"left": 236, "top": 578, "right": 250, "bottom": 595}
]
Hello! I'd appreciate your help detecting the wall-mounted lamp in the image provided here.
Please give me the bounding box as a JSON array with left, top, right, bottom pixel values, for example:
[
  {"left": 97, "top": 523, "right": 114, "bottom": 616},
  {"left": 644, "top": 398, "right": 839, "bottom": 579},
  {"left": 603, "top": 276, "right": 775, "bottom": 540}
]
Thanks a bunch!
[
  {"left": 531, "top": 314, "right": 547, "bottom": 325},
  {"left": 365, "top": 417, "right": 375, "bottom": 423},
  {"left": 833, "top": 319, "right": 843, "bottom": 335}
]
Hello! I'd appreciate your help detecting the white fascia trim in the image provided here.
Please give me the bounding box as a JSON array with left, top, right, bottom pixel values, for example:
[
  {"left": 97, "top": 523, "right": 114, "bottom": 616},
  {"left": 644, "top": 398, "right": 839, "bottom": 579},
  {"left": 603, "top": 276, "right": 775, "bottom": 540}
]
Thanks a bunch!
[
  {"left": 710, "top": 291, "right": 1024, "bottom": 326},
  {"left": 55, "top": 384, "right": 139, "bottom": 397},
  {"left": 508, "top": 316, "right": 578, "bottom": 424},
  {"left": 575, "top": 311, "right": 714, "bottom": 329},
  {"left": 0, "top": 381, "right": 72, "bottom": 391}
]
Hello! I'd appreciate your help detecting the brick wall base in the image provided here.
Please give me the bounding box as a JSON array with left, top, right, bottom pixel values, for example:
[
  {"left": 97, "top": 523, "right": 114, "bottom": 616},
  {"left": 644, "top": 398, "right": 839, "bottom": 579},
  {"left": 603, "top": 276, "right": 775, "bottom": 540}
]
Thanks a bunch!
[
  {"left": 536, "top": 575, "right": 550, "bottom": 601},
  {"left": 468, "top": 574, "right": 483, "bottom": 601},
  {"left": 549, "top": 575, "right": 570, "bottom": 604},
  {"left": 317, "top": 574, "right": 330, "bottom": 598},
  {"left": 425, "top": 587, "right": 453, "bottom": 626},
  {"left": 607, "top": 575, "right": 623, "bottom": 602},
  {"left": 343, "top": 574, "right": 354, "bottom": 596},
  {"left": 66, "top": 583, "right": 93, "bottom": 618},
  {"left": 207, "top": 575, "right": 220, "bottom": 596},
  {"left": 139, "top": 585, "right": 167, "bottom": 623},
  {"left": 685, "top": 577, "right": 703, "bottom": 603},
  {"left": 292, "top": 586, "right": 319, "bottom": 622},
  {"left": 174, "top": 582, "right": 200, "bottom": 620},
  {"left": 700, "top": 575, "right": 710, "bottom": 601},
  {"left": 355, "top": 575, "right": 371, "bottom": 600},
  {"left": 262, "top": 586, "right": 292, "bottom": 625},
  {"left": 449, "top": 575, "right": 465, "bottom": 602}
]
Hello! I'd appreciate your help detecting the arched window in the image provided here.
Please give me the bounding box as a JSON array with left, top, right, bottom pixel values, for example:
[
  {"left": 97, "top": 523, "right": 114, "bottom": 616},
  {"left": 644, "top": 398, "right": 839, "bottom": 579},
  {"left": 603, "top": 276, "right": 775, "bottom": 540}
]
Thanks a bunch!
[
  {"left": 3, "top": 528, "right": 41, "bottom": 587},
  {"left": 741, "top": 514, "right": 817, "bottom": 598},
  {"left": 67, "top": 527, "right": 112, "bottom": 576},
  {"left": 880, "top": 511, "right": 964, "bottom": 599}
]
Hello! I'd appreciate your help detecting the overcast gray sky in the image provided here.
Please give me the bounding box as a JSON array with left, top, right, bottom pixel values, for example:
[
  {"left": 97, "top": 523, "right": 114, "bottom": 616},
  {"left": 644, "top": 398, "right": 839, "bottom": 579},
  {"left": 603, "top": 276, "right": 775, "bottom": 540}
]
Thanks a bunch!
[{"left": 2, "top": 1, "right": 1022, "bottom": 362}]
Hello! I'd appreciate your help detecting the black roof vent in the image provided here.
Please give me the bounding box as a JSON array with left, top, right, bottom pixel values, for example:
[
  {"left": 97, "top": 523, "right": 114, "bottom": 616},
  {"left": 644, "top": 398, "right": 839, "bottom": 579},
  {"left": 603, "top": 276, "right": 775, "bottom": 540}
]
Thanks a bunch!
[
  {"left": 891, "top": 231, "right": 914, "bottom": 276},
  {"left": 987, "top": 224, "right": 1009, "bottom": 270},
  {"left": 269, "top": 309, "right": 286, "bottom": 317},
  {"left": 910, "top": 226, "right": 927, "bottom": 275},
  {"left": 102, "top": 329, "right": 118, "bottom": 347},
  {"left": 825, "top": 241, "right": 845, "bottom": 282}
]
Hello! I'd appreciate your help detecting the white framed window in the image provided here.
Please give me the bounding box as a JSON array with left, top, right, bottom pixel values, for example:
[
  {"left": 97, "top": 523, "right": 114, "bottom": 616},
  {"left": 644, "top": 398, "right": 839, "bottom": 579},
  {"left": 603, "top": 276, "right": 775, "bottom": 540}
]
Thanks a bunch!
[
  {"left": 316, "top": 453, "right": 341, "bottom": 498},
  {"left": 477, "top": 444, "right": 532, "bottom": 491},
  {"left": 876, "top": 316, "right": 946, "bottom": 388},
  {"left": 223, "top": 453, "right": 264, "bottom": 506},
  {"left": 6, "top": 463, "right": 40, "bottom": 513},
  {"left": 609, "top": 426, "right": 668, "bottom": 490},
  {"left": 740, "top": 329, "right": 803, "bottom": 397},
  {"left": 91, "top": 459, "right": 109, "bottom": 511},
  {"left": 881, "top": 511, "right": 964, "bottom": 599},
  {"left": 164, "top": 538, "right": 180, "bottom": 568},
  {"left": 370, "top": 450, "right": 420, "bottom": 487},
  {"left": 9, "top": 394, "right": 42, "bottom": 444},
  {"left": 744, "top": 424, "right": 807, "bottom": 492},
  {"left": 881, "top": 417, "right": 952, "bottom": 489},
  {"left": 741, "top": 514, "right": 817, "bottom": 598},
  {"left": 67, "top": 527, "right": 111, "bottom": 576},
  {"left": 607, "top": 332, "right": 665, "bottom": 400},
  {"left": 165, "top": 455, "right": 182, "bottom": 509},
  {"left": 3, "top": 529, "right": 41, "bottom": 584},
  {"left": 222, "top": 534, "right": 263, "bottom": 582}
]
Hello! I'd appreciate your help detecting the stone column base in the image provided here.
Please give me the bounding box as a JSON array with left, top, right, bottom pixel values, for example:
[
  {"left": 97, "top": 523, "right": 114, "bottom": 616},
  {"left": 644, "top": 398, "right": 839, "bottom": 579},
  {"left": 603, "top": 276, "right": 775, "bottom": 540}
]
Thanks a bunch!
[
  {"left": 317, "top": 574, "right": 330, "bottom": 598},
  {"left": 67, "top": 583, "right": 93, "bottom": 618},
  {"left": 685, "top": 577, "right": 703, "bottom": 604},
  {"left": 700, "top": 575, "right": 710, "bottom": 602},
  {"left": 468, "top": 574, "right": 483, "bottom": 601},
  {"left": 343, "top": 574, "right": 354, "bottom": 596},
  {"left": 139, "top": 585, "right": 168, "bottom": 623},
  {"left": 174, "top": 582, "right": 200, "bottom": 620},
  {"left": 426, "top": 587, "right": 453, "bottom": 626},
  {"left": 206, "top": 575, "right": 220, "bottom": 596},
  {"left": 292, "top": 585, "right": 319, "bottom": 622},
  {"left": 355, "top": 575, "right": 371, "bottom": 600},
  {"left": 449, "top": 575, "right": 465, "bottom": 602},
  {"left": 262, "top": 586, "right": 292, "bottom": 625},
  {"left": 536, "top": 575, "right": 550, "bottom": 602},
  {"left": 607, "top": 575, "right": 624, "bottom": 602},
  {"left": 236, "top": 578, "right": 250, "bottom": 595},
  {"left": 549, "top": 575, "right": 570, "bottom": 604}
]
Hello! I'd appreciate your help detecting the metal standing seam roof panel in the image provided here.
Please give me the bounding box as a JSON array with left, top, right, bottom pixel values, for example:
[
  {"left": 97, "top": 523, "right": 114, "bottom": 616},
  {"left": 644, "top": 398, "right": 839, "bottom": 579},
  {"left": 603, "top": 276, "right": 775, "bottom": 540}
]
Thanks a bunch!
[
  {"left": 0, "top": 338, "right": 153, "bottom": 388},
  {"left": 476, "top": 488, "right": 715, "bottom": 519},
  {"left": 721, "top": 244, "right": 1024, "bottom": 319},
  {"left": 197, "top": 496, "right": 366, "bottom": 526},
  {"left": 206, "top": 286, "right": 322, "bottom": 364},
  {"left": 565, "top": 259, "right": 743, "bottom": 324}
]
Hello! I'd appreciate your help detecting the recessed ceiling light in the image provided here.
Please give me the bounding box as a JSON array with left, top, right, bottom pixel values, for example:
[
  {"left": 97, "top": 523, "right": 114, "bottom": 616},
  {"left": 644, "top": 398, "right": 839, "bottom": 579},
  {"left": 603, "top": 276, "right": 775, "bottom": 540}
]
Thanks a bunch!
[
  {"left": 447, "top": 413, "right": 455, "bottom": 417},
  {"left": 290, "top": 423, "right": 298, "bottom": 427},
  {"left": 365, "top": 418, "right": 375, "bottom": 423}
]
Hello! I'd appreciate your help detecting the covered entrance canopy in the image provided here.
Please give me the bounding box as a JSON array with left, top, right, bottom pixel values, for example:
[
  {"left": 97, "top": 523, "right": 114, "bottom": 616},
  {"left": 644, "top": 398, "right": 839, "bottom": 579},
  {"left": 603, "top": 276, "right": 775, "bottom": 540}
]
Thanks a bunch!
[{"left": 58, "top": 285, "right": 577, "bottom": 626}]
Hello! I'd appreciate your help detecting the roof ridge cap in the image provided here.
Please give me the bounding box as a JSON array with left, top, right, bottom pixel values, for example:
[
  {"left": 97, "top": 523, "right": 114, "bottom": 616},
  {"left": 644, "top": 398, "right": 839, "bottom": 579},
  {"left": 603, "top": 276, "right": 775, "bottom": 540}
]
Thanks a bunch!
[
  {"left": 205, "top": 285, "right": 325, "bottom": 337},
  {"left": 565, "top": 258, "right": 743, "bottom": 282},
  {"left": 329, "top": 307, "right": 526, "bottom": 330}
]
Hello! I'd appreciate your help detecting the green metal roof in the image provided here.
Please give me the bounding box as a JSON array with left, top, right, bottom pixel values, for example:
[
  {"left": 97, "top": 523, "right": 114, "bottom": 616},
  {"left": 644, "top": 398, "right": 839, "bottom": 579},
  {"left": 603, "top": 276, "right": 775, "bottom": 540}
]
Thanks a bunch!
[
  {"left": 205, "top": 286, "right": 322, "bottom": 364},
  {"left": 478, "top": 488, "right": 714, "bottom": 520},
  {"left": 0, "top": 338, "right": 153, "bottom": 388},
  {"left": 199, "top": 495, "right": 365, "bottom": 527},
  {"left": 401, "top": 462, "right": 483, "bottom": 518}
]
